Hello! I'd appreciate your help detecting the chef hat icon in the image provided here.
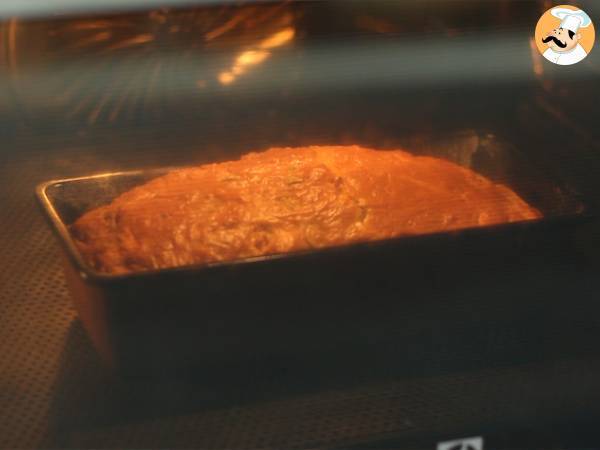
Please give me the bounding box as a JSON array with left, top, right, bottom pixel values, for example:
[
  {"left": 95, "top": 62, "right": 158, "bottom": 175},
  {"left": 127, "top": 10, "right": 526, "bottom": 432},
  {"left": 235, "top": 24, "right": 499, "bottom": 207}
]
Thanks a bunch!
[{"left": 551, "top": 7, "right": 593, "bottom": 33}]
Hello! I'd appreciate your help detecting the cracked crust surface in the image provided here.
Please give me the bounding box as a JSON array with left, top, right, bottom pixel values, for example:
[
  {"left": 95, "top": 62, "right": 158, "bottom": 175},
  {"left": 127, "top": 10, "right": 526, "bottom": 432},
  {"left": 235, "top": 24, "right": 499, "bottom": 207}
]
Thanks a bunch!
[{"left": 70, "top": 146, "right": 542, "bottom": 274}]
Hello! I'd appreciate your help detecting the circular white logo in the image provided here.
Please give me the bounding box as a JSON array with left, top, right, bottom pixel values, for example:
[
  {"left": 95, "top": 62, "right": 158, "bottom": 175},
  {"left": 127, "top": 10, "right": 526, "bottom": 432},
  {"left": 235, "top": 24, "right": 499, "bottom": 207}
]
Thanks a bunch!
[{"left": 535, "top": 5, "right": 595, "bottom": 66}]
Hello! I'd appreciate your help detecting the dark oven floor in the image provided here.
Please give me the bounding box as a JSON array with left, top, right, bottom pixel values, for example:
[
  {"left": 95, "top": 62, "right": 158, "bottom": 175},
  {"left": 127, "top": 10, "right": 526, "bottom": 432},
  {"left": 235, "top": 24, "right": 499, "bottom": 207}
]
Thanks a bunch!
[{"left": 2, "top": 131, "right": 600, "bottom": 450}]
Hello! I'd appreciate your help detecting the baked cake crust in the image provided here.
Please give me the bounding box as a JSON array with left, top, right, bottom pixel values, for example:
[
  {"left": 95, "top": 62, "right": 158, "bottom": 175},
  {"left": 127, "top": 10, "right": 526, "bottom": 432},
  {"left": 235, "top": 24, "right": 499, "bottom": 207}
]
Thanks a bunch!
[{"left": 71, "top": 146, "right": 541, "bottom": 274}]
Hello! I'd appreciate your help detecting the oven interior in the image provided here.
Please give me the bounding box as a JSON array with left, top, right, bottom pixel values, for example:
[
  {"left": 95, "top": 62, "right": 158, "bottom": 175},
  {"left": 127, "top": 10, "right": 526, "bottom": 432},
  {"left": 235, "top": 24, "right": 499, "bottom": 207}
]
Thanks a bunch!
[{"left": 1, "top": 1, "right": 600, "bottom": 448}]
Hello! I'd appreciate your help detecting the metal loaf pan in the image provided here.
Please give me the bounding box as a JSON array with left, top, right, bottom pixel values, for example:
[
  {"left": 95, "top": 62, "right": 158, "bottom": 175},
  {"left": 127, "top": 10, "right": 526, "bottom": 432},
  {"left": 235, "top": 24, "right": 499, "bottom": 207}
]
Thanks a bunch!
[{"left": 36, "top": 131, "right": 589, "bottom": 376}]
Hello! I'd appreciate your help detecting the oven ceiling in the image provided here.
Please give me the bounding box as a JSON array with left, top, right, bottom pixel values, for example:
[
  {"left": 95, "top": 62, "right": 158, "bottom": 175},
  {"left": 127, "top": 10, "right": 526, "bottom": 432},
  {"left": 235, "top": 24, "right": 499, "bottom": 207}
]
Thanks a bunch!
[{"left": 0, "top": 0, "right": 277, "bottom": 19}]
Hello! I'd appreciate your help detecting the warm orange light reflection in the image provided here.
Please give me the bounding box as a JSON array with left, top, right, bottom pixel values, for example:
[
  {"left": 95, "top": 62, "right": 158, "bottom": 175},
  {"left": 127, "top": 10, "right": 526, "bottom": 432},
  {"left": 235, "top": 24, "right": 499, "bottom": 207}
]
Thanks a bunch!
[
  {"left": 236, "top": 50, "right": 270, "bottom": 66},
  {"left": 73, "top": 31, "right": 113, "bottom": 48},
  {"left": 218, "top": 27, "right": 294, "bottom": 86},
  {"left": 259, "top": 27, "right": 295, "bottom": 49},
  {"left": 529, "top": 37, "right": 544, "bottom": 77},
  {"left": 218, "top": 72, "right": 235, "bottom": 85},
  {"left": 105, "top": 34, "right": 154, "bottom": 51}
]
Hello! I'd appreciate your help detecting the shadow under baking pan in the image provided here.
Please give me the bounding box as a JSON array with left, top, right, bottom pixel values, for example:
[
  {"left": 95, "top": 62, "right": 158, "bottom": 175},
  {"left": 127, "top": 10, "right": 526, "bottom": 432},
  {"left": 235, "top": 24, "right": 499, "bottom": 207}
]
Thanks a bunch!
[{"left": 41, "top": 253, "right": 600, "bottom": 447}]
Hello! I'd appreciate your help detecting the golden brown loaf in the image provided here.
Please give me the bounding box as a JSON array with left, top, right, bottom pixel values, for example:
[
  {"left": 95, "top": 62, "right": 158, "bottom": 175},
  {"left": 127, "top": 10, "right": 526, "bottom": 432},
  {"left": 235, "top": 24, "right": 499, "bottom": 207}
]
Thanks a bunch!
[{"left": 71, "top": 146, "right": 541, "bottom": 274}]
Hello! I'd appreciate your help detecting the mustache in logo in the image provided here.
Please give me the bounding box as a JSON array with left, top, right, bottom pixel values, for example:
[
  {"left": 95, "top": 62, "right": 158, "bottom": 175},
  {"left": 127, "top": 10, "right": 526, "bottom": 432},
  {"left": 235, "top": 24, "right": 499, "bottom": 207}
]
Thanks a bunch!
[{"left": 542, "top": 35, "right": 567, "bottom": 48}]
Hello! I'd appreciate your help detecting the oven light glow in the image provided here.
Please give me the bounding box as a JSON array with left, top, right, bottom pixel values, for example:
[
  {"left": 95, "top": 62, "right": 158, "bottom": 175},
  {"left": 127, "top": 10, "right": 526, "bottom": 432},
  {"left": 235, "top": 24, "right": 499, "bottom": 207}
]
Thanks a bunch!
[
  {"left": 218, "top": 27, "right": 294, "bottom": 86},
  {"left": 236, "top": 49, "right": 269, "bottom": 66},
  {"left": 218, "top": 72, "right": 235, "bottom": 85},
  {"left": 259, "top": 27, "right": 295, "bottom": 49}
]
